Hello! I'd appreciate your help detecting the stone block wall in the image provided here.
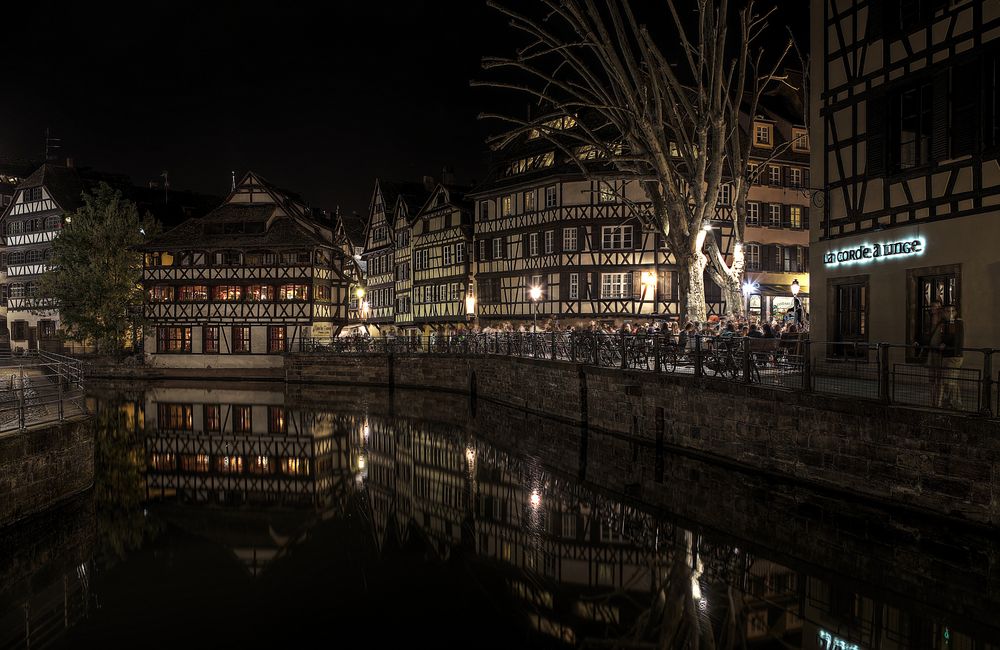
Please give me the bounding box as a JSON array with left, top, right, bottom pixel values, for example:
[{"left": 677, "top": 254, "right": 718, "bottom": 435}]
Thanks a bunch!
[
  {"left": 283, "top": 352, "right": 1000, "bottom": 525},
  {"left": 0, "top": 420, "right": 95, "bottom": 527}
]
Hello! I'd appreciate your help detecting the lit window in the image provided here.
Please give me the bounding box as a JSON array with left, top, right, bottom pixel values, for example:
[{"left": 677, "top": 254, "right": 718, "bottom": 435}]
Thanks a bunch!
[
  {"left": 789, "top": 206, "right": 803, "bottom": 229},
  {"left": 279, "top": 284, "right": 309, "bottom": 301},
  {"left": 754, "top": 122, "right": 772, "bottom": 146},
  {"left": 203, "top": 327, "right": 220, "bottom": 354},
  {"left": 156, "top": 327, "right": 191, "bottom": 353},
  {"left": 232, "top": 326, "right": 251, "bottom": 353},
  {"left": 501, "top": 194, "right": 513, "bottom": 216},
  {"left": 178, "top": 285, "right": 208, "bottom": 301},
  {"left": 244, "top": 285, "right": 274, "bottom": 302},
  {"left": 597, "top": 181, "right": 617, "bottom": 203},
  {"left": 212, "top": 285, "right": 241, "bottom": 301},
  {"left": 148, "top": 285, "right": 174, "bottom": 302},
  {"left": 524, "top": 190, "right": 535, "bottom": 212}
]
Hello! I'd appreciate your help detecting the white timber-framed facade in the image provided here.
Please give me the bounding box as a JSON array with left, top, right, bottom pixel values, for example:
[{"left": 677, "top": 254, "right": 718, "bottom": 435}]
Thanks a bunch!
[
  {"left": 411, "top": 183, "right": 474, "bottom": 330},
  {"left": 0, "top": 163, "right": 85, "bottom": 353},
  {"left": 810, "top": 0, "right": 1000, "bottom": 350},
  {"left": 139, "top": 171, "right": 350, "bottom": 367}
]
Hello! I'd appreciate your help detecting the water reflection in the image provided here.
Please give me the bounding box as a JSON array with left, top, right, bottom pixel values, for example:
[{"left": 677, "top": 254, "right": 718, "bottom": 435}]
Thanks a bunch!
[{"left": 1, "top": 382, "right": 998, "bottom": 649}]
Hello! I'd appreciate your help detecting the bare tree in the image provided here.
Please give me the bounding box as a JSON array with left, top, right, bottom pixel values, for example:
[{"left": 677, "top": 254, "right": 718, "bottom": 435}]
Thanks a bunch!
[{"left": 476, "top": 0, "right": 792, "bottom": 322}]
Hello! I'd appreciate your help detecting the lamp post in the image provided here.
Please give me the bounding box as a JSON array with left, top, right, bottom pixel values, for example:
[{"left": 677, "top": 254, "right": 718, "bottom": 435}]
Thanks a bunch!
[
  {"left": 640, "top": 271, "right": 657, "bottom": 314},
  {"left": 356, "top": 286, "right": 369, "bottom": 334},
  {"left": 741, "top": 280, "right": 758, "bottom": 320},
  {"left": 790, "top": 279, "right": 801, "bottom": 325},
  {"left": 465, "top": 291, "right": 476, "bottom": 321},
  {"left": 529, "top": 285, "right": 542, "bottom": 332}
]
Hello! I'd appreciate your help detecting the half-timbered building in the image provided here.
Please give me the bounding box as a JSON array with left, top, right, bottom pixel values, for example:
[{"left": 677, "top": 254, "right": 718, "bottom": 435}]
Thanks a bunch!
[
  {"left": 469, "top": 129, "right": 683, "bottom": 326},
  {"left": 360, "top": 179, "right": 431, "bottom": 334},
  {"left": 391, "top": 185, "right": 430, "bottom": 334},
  {"left": 0, "top": 163, "right": 85, "bottom": 352},
  {"left": 740, "top": 97, "right": 813, "bottom": 321},
  {"left": 811, "top": 0, "right": 1000, "bottom": 348},
  {"left": 411, "top": 183, "right": 474, "bottom": 330},
  {"left": 139, "top": 171, "right": 350, "bottom": 367}
]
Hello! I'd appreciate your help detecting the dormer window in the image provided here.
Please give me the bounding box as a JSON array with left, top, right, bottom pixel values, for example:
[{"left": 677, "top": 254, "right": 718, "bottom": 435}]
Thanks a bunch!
[
  {"left": 792, "top": 127, "right": 810, "bottom": 152},
  {"left": 22, "top": 187, "right": 42, "bottom": 203},
  {"left": 754, "top": 122, "right": 773, "bottom": 147}
]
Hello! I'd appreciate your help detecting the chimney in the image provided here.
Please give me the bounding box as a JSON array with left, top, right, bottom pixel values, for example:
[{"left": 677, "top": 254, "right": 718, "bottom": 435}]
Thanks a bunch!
[
  {"left": 441, "top": 166, "right": 456, "bottom": 186},
  {"left": 422, "top": 175, "right": 435, "bottom": 191},
  {"left": 65, "top": 157, "right": 74, "bottom": 168}
]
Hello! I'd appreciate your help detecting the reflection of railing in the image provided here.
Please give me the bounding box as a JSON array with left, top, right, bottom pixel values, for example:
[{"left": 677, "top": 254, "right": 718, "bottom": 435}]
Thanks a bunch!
[
  {"left": 0, "top": 350, "right": 86, "bottom": 431},
  {"left": 297, "top": 334, "right": 1000, "bottom": 417}
]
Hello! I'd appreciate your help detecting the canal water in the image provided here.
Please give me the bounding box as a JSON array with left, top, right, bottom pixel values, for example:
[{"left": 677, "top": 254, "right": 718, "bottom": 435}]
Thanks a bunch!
[{"left": 1, "top": 380, "right": 998, "bottom": 649}]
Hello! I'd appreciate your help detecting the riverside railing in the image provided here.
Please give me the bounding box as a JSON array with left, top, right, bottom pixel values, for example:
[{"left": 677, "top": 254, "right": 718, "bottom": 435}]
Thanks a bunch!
[
  {"left": 296, "top": 334, "right": 999, "bottom": 417},
  {"left": 0, "top": 350, "right": 87, "bottom": 432}
]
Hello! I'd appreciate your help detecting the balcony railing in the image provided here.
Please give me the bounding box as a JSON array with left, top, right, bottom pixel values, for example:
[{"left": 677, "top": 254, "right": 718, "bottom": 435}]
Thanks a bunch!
[
  {"left": 296, "top": 333, "right": 1000, "bottom": 418},
  {"left": 0, "top": 350, "right": 86, "bottom": 432}
]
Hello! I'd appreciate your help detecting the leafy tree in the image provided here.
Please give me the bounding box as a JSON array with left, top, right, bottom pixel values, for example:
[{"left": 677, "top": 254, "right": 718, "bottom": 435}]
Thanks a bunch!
[{"left": 37, "top": 182, "right": 159, "bottom": 354}]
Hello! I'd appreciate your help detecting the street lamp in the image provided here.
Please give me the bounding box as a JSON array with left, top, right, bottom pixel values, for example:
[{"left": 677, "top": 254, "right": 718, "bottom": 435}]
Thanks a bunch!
[
  {"left": 790, "top": 278, "right": 800, "bottom": 298},
  {"left": 640, "top": 271, "right": 657, "bottom": 312},
  {"left": 529, "top": 285, "right": 542, "bottom": 332},
  {"left": 465, "top": 291, "right": 476, "bottom": 319}
]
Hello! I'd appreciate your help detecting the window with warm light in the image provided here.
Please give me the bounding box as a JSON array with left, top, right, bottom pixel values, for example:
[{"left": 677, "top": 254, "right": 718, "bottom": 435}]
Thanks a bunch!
[
  {"left": 232, "top": 326, "right": 251, "bottom": 353},
  {"left": 267, "top": 326, "right": 286, "bottom": 353},
  {"left": 204, "top": 404, "right": 221, "bottom": 432},
  {"left": 213, "top": 285, "right": 241, "bottom": 301},
  {"left": 178, "top": 285, "right": 208, "bottom": 301},
  {"left": 233, "top": 405, "right": 252, "bottom": 433},
  {"left": 157, "top": 327, "right": 191, "bottom": 353},
  {"left": 754, "top": 121, "right": 772, "bottom": 147},
  {"left": 158, "top": 403, "right": 193, "bottom": 431},
  {"left": 245, "top": 285, "right": 275, "bottom": 302},
  {"left": 203, "top": 326, "right": 219, "bottom": 354},
  {"left": 279, "top": 284, "right": 309, "bottom": 300}
]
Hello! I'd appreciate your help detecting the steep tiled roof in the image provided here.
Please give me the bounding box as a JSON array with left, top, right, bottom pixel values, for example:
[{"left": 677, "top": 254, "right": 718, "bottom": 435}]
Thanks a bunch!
[{"left": 17, "top": 163, "right": 86, "bottom": 212}]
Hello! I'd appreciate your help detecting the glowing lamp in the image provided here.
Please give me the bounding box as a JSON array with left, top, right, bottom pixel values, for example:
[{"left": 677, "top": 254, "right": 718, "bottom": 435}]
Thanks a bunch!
[
  {"left": 465, "top": 293, "right": 476, "bottom": 315},
  {"left": 529, "top": 286, "right": 542, "bottom": 302},
  {"left": 640, "top": 271, "right": 657, "bottom": 288},
  {"left": 791, "top": 279, "right": 801, "bottom": 297}
]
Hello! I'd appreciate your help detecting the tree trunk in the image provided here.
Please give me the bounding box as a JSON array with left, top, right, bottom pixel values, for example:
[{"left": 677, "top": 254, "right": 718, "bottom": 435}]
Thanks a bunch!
[
  {"left": 720, "top": 274, "right": 744, "bottom": 320},
  {"left": 677, "top": 251, "right": 708, "bottom": 323}
]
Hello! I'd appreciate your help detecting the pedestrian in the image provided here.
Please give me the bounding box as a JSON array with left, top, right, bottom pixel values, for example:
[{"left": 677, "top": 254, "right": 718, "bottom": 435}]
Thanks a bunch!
[{"left": 932, "top": 305, "right": 965, "bottom": 409}]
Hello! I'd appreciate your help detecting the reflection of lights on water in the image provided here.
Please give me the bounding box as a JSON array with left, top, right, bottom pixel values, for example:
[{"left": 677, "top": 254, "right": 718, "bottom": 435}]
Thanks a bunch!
[
  {"left": 690, "top": 577, "right": 702, "bottom": 601},
  {"left": 465, "top": 447, "right": 476, "bottom": 464},
  {"left": 530, "top": 490, "right": 541, "bottom": 508},
  {"left": 363, "top": 421, "right": 370, "bottom": 441},
  {"left": 697, "top": 597, "right": 708, "bottom": 612},
  {"left": 357, "top": 455, "right": 366, "bottom": 470}
]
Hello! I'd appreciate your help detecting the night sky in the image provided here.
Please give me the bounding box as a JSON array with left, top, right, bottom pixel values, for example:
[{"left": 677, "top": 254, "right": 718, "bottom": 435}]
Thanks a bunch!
[{"left": 0, "top": 1, "right": 808, "bottom": 216}]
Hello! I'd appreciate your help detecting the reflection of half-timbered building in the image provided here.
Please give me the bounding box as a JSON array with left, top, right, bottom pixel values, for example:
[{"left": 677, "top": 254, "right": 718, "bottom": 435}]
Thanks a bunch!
[
  {"left": 139, "top": 172, "right": 350, "bottom": 366},
  {"left": 469, "top": 131, "right": 684, "bottom": 327},
  {"left": 143, "top": 386, "right": 354, "bottom": 510},
  {"left": 411, "top": 183, "right": 474, "bottom": 329},
  {"left": 811, "top": 0, "right": 1000, "bottom": 348},
  {"left": 0, "top": 163, "right": 85, "bottom": 352}
]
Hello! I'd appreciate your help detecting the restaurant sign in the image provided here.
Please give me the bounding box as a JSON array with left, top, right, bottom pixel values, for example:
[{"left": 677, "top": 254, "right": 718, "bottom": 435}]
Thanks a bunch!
[{"left": 823, "top": 237, "right": 924, "bottom": 267}]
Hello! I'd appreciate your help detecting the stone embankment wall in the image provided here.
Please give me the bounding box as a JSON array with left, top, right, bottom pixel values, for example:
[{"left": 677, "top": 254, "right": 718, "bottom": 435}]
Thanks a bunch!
[
  {"left": 285, "top": 352, "right": 1000, "bottom": 526},
  {"left": 0, "top": 420, "right": 94, "bottom": 527}
]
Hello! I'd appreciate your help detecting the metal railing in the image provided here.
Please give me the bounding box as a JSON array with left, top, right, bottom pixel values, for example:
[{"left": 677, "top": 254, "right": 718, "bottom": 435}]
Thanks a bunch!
[
  {"left": 295, "top": 333, "right": 1000, "bottom": 417},
  {"left": 0, "top": 350, "right": 87, "bottom": 432}
]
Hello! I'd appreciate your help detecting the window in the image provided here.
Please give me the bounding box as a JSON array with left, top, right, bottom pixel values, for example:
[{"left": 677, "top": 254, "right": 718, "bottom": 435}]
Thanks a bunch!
[
  {"left": 414, "top": 249, "right": 429, "bottom": 270},
  {"left": 563, "top": 227, "right": 578, "bottom": 251},
  {"left": 279, "top": 284, "right": 309, "bottom": 301},
  {"left": 501, "top": 194, "right": 514, "bottom": 216},
  {"left": 148, "top": 285, "right": 174, "bottom": 302},
  {"left": 747, "top": 202, "right": 760, "bottom": 226},
  {"left": 789, "top": 206, "right": 803, "bottom": 229},
  {"left": 43, "top": 215, "right": 60, "bottom": 230},
  {"left": 601, "top": 272, "right": 632, "bottom": 299},
  {"left": 158, "top": 404, "right": 193, "bottom": 431},
  {"left": 769, "top": 204, "right": 782, "bottom": 228},
  {"left": 233, "top": 406, "right": 252, "bottom": 433},
  {"left": 213, "top": 285, "right": 241, "bottom": 301},
  {"left": 443, "top": 245, "right": 453, "bottom": 266},
  {"left": 833, "top": 280, "right": 868, "bottom": 345},
  {"left": 789, "top": 167, "right": 802, "bottom": 187},
  {"left": 216, "top": 250, "right": 242, "bottom": 266},
  {"left": 204, "top": 405, "right": 221, "bottom": 432},
  {"left": 544, "top": 230, "right": 554, "bottom": 254},
  {"left": 455, "top": 242, "right": 465, "bottom": 264},
  {"left": 569, "top": 273, "right": 579, "bottom": 299},
  {"left": 768, "top": 165, "right": 782, "bottom": 185},
  {"left": 156, "top": 327, "right": 192, "bottom": 353},
  {"left": 601, "top": 225, "right": 633, "bottom": 250},
  {"left": 11, "top": 321, "right": 27, "bottom": 341},
  {"left": 203, "top": 326, "right": 219, "bottom": 353},
  {"left": 268, "top": 406, "right": 287, "bottom": 433},
  {"left": 524, "top": 190, "right": 535, "bottom": 212},
  {"left": 178, "top": 285, "right": 208, "bottom": 301},
  {"left": 754, "top": 122, "right": 772, "bottom": 146},
  {"left": 718, "top": 184, "right": 731, "bottom": 206},
  {"left": 38, "top": 320, "right": 56, "bottom": 339},
  {"left": 895, "top": 82, "right": 933, "bottom": 169},
  {"left": 492, "top": 237, "right": 505, "bottom": 259},
  {"left": 745, "top": 243, "right": 761, "bottom": 271},
  {"left": 597, "top": 181, "right": 617, "bottom": 203},
  {"left": 477, "top": 240, "right": 487, "bottom": 263},
  {"left": 450, "top": 283, "right": 463, "bottom": 301},
  {"left": 245, "top": 251, "right": 277, "bottom": 266},
  {"left": 280, "top": 251, "right": 311, "bottom": 265},
  {"left": 267, "top": 326, "right": 286, "bottom": 353},
  {"left": 23, "top": 187, "right": 42, "bottom": 202},
  {"left": 232, "top": 326, "right": 251, "bottom": 353},
  {"left": 914, "top": 270, "right": 960, "bottom": 356},
  {"left": 479, "top": 201, "right": 489, "bottom": 220},
  {"left": 315, "top": 284, "right": 331, "bottom": 301},
  {"left": 792, "top": 127, "right": 809, "bottom": 152},
  {"left": 528, "top": 233, "right": 539, "bottom": 257},
  {"left": 245, "top": 285, "right": 274, "bottom": 302},
  {"left": 544, "top": 185, "right": 557, "bottom": 208}
]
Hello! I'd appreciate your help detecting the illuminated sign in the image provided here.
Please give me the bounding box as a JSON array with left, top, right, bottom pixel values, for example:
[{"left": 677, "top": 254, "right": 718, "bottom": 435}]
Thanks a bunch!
[
  {"left": 822, "top": 237, "right": 924, "bottom": 267},
  {"left": 818, "top": 630, "right": 861, "bottom": 650}
]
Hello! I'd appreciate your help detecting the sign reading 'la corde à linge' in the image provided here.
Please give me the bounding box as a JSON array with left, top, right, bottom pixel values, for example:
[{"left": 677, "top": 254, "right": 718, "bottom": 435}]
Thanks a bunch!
[{"left": 822, "top": 238, "right": 924, "bottom": 266}]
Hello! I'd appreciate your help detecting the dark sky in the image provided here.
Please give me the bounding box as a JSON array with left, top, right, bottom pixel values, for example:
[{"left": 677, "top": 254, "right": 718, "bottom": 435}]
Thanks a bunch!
[{"left": 0, "top": 1, "right": 808, "bottom": 216}]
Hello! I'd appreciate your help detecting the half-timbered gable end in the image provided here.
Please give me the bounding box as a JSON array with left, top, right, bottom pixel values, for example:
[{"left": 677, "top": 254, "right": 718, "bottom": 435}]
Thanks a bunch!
[
  {"left": 411, "top": 183, "right": 473, "bottom": 326},
  {"left": 811, "top": 0, "right": 1000, "bottom": 348},
  {"left": 0, "top": 163, "right": 85, "bottom": 351},
  {"left": 140, "top": 171, "right": 350, "bottom": 366},
  {"left": 391, "top": 186, "right": 429, "bottom": 331}
]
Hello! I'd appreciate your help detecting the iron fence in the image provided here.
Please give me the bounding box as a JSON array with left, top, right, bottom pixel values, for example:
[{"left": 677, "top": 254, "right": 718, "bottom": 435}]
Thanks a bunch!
[
  {"left": 0, "top": 350, "right": 87, "bottom": 432},
  {"left": 296, "top": 334, "right": 999, "bottom": 417}
]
